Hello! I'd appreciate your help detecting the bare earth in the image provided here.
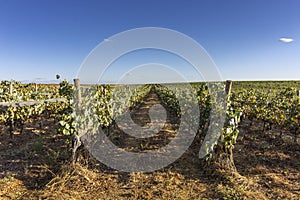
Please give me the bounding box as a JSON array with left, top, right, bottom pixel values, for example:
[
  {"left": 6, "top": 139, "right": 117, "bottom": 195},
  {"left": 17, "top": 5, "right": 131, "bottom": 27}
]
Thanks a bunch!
[{"left": 0, "top": 89, "right": 299, "bottom": 199}]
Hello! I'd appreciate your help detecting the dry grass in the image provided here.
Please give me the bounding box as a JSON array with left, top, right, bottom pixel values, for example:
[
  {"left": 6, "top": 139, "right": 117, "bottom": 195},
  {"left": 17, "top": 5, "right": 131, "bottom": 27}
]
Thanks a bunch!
[
  {"left": 0, "top": 92, "right": 299, "bottom": 199},
  {"left": 1, "top": 117, "right": 299, "bottom": 199}
]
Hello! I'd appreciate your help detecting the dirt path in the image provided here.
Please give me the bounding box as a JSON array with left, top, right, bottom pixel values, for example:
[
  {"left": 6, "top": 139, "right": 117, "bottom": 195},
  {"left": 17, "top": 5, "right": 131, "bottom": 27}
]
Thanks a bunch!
[{"left": 107, "top": 86, "right": 179, "bottom": 151}]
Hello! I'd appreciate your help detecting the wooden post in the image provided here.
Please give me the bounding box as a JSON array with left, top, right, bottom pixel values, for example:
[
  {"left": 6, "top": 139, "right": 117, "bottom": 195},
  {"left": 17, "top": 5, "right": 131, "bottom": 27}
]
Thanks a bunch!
[
  {"left": 35, "top": 83, "right": 38, "bottom": 93},
  {"left": 72, "top": 78, "right": 82, "bottom": 163},
  {"left": 225, "top": 80, "right": 232, "bottom": 101},
  {"left": 9, "top": 82, "right": 13, "bottom": 96},
  {"left": 73, "top": 78, "right": 81, "bottom": 104},
  {"left": 297, "top": 90, "right": 300, "bottom": 103}
]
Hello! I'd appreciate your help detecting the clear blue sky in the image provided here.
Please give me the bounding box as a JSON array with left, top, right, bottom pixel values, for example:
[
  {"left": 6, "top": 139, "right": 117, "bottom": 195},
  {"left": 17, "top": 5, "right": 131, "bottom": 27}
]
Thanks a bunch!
[{"left": 0, "top": 0, "right": 299, "bottom": 82}]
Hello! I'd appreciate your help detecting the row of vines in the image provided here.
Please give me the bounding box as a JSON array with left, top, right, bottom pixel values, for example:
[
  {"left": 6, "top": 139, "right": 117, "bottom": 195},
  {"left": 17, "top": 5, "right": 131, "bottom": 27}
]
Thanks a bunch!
[
  {"left": 0, "top": 81, "right": 66, "bottom": 134},
  {"left": 231, "top": 87, "right": 299, "bottom": 142},
  {"left": 0, "top": 80, "right": 299, "bottom": 171}
]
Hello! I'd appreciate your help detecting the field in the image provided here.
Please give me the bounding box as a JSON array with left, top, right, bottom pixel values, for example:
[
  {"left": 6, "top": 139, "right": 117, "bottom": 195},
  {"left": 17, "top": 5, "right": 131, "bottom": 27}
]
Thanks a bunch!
[{"left": 0, "top": 81, "right": 299, "bottom": 199}]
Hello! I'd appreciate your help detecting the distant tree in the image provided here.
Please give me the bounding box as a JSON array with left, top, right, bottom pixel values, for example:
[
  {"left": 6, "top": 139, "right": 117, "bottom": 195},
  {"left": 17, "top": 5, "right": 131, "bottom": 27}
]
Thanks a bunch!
[{"left": 56, "top": 74, "right": 61, "bottom": 80}]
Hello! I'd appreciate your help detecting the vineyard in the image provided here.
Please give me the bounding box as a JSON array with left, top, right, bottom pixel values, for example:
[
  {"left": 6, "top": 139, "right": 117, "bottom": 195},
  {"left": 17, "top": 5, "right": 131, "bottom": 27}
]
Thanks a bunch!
[{"left": 0, "top": 80, "right": 299, "bottom": 199}]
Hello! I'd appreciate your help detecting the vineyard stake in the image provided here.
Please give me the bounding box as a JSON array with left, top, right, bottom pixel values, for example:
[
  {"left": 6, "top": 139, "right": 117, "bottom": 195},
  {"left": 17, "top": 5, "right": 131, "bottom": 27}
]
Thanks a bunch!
[
  {"left": 225, "top": 80, "right": 232, "bottom": 100},
  {"left": 35, "top": 83, "right": 38, "bottom": 93},
  {"left": 9, "top": 82, "right": 13, "bottom": 96},
  {"left": 73, "top": 78, "right": 81, "bottom": 105}
]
